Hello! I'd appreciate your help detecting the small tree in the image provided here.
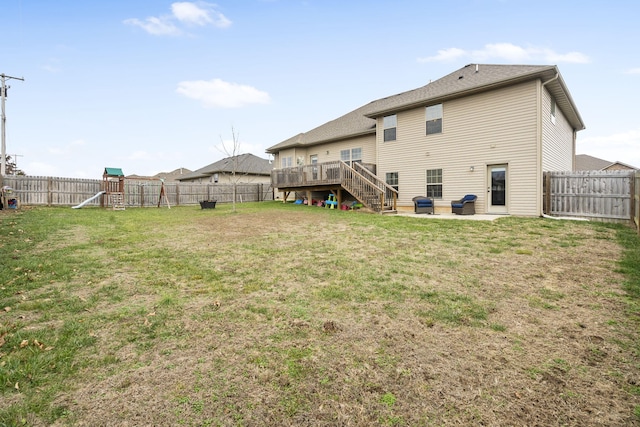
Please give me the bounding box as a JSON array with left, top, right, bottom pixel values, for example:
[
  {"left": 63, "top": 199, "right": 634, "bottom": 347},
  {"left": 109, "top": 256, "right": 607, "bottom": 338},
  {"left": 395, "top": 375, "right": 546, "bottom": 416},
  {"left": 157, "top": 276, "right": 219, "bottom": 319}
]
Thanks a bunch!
[
  {"left": 218, "top": 127, "right": 242, "bottom": 212},
  {"left": 4, "top": 155, "right": 25, "bottom": 176}
]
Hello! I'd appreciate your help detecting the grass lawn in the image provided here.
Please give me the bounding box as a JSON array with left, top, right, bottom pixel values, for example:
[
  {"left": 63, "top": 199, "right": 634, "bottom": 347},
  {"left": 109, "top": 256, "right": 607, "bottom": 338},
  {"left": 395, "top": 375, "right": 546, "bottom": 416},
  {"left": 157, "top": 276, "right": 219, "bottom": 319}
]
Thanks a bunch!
[{"left": 1, "top": 202, "right": 640, "bottom": 426}]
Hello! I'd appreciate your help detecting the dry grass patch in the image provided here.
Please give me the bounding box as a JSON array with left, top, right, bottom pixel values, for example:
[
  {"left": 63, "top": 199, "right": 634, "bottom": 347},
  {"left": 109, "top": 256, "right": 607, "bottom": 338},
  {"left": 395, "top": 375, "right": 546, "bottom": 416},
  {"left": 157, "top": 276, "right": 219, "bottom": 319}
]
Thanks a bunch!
[{"left": 1, "top": 204, "right": 639, "bottom": 426}]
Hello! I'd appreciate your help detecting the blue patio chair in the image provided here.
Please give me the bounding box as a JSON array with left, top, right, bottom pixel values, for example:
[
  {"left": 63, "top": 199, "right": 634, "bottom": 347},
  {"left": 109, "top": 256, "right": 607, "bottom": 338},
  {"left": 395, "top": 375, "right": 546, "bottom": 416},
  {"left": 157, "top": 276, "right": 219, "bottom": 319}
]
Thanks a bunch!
[
  {"left": 451, "top": 194, "right": 477, "bottom": 215},
  {"left": 412, "top": 196, "right": 434, "bottom": 214}
]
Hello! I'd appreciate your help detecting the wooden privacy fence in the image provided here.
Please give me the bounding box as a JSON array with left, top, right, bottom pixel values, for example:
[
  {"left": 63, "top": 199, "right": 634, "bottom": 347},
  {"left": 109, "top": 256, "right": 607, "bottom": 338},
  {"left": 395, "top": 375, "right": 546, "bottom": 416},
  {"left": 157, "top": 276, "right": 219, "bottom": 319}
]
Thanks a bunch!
[
  {"left": 543, "top": 170, "right": 635, "bottom": 224},
  {"left": 635, "top": 172, "right": 640, "bottom": 235},
  {"left": 1, "top": 175, "right": 273, "bottom": 208}
]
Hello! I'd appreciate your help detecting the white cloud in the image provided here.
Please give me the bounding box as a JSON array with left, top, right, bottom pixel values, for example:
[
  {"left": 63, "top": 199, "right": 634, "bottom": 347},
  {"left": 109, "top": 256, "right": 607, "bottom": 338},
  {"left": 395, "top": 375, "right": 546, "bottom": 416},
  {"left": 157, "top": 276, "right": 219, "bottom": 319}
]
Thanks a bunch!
[
  {"left": 124, "top": 2, "right": 230, "bottom": 36},
  {"left": 418, "top": 43, "right": 590, "bottom": 64},
  {"left": 176, "top": 78, "right": 271, "bottom": 108},
  {"left": 123, "top": 16, "right": 181, "bottom": 36},
  {"left": 578, "top": 128, "right": 640, "bottom": 167},
  {"left": 172, "top": 2, "right": 231, "bottom": 28},
  {"left": 421, "top": 47, "right": 466, "bottom": 62},
  {"left": 624, "top": 68, "right": 640, "bottom": 74}
]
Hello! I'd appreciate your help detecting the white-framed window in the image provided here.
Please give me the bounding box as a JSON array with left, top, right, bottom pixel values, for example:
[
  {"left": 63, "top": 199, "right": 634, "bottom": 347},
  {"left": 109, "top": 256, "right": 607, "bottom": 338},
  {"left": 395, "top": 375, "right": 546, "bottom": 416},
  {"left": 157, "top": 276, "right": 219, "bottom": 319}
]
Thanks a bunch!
[
  {"left": 426, "top": 168, "right": 442, "bottom": 199},
  {"left": 340, "top": 148, "right": 362, "bottom": 166},
  {"left": 550, "top": 98, "right": 556, "bottom": 125},
  {"left": 281, "top": 156, "right": 292, "bottom": 168},
  {"left": 426, "top": 104, "right": 443, "bottom": 135},
  {"left": 386, "top": 172, "right": 399, "bottom": 192},
  {"left": 383, "top": 114, "right": 397, "bottom": 142}
]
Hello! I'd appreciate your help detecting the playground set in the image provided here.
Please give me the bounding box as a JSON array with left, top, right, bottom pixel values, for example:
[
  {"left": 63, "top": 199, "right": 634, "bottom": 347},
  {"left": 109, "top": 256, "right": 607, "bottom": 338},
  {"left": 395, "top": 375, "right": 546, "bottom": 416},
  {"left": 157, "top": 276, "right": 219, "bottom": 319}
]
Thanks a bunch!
[{"left": 72, "top": 168, "right": 171, "bottom": 210}]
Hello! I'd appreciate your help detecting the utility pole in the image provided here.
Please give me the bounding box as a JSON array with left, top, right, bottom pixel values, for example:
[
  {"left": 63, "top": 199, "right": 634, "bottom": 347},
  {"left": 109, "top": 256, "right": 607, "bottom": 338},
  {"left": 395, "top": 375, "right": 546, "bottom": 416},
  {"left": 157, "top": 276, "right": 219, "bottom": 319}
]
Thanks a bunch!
[{"left": 1, "top": 73, "right": 25, "bottom": 177}]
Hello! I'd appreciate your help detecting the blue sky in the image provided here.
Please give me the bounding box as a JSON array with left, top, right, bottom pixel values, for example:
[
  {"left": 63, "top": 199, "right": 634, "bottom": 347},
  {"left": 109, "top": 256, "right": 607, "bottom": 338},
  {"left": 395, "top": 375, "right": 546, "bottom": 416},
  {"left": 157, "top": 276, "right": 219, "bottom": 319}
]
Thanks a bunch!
[{"left": 2, "top": 0, "right": 639, "bottom": 178}]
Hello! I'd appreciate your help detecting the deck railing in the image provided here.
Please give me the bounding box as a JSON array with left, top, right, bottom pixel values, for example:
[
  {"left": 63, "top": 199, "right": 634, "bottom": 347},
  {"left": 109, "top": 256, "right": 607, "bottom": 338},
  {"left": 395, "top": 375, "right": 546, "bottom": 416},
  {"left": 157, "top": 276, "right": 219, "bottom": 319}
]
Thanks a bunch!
[
  {"left": 271, "top": 161, "right": 396, "bottom": 212},
  {"left": 345, "top": 162, "right": 397, "bottom": 211}
]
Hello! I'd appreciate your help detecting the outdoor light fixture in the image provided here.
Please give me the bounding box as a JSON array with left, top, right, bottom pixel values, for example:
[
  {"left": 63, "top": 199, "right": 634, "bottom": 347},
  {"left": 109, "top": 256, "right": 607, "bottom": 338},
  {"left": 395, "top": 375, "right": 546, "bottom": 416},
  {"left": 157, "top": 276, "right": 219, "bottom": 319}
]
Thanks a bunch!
[{"left": 469, "top": 166, "right": 474, "bottom": 172}]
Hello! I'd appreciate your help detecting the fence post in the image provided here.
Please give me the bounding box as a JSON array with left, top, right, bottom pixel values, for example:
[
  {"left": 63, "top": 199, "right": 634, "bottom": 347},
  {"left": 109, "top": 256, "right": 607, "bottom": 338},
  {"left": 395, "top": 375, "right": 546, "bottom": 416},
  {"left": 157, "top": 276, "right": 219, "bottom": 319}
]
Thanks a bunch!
[
  {"left": 543, "top": 172, "right": 551, "bottom": 215},
  {"left": 631, "top": 171, "right": 640, "bottom": 236},
  {"left": 47, "top": 177, "right": 53, "bottom": 206}
]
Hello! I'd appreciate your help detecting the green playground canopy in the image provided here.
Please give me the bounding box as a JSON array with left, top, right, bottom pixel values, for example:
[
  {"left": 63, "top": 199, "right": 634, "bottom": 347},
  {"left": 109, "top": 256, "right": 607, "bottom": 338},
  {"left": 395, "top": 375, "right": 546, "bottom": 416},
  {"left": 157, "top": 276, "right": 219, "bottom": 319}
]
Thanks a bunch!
[{"left": 104, "top": 167, "right": 124, "bottom": 176}]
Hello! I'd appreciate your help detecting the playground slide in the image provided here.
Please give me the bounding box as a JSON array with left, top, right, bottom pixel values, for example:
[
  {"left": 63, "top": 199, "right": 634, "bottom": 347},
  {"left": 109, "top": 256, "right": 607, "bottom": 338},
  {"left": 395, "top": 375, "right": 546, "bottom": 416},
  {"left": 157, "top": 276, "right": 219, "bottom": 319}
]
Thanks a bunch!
[{"left": 72, "top": 191, "right": 106, "bottom": 209}]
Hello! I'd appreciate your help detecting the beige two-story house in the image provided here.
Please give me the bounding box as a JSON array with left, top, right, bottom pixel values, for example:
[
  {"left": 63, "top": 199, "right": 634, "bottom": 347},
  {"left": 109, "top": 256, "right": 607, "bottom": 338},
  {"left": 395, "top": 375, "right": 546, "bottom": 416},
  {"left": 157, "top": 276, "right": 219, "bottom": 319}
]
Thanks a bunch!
[{"left": 266, "top": 64, "right": 585, "bottom": 215}]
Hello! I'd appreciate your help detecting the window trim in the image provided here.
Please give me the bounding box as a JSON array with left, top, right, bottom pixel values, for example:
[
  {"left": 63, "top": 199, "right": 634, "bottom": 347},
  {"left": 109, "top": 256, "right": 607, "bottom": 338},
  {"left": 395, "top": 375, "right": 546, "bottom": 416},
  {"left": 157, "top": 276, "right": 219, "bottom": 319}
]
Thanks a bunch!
[
  {"left": 383, "top": 114, "right": 397, "bottom": 142},
  {"left": 426, "top": 168, "right": 443, "bottom": 199},
  {"left": 426, "top": 104, "right": 443, "bottom": 135},
  {"left": 385, "top": 171, "right": 399, "bottom": 192},
  {"left": 281, "top": 156, "right": 292, "bottom": 168},
  {"left": 340, "top": 147, "right": 362, "bottom": 166}
]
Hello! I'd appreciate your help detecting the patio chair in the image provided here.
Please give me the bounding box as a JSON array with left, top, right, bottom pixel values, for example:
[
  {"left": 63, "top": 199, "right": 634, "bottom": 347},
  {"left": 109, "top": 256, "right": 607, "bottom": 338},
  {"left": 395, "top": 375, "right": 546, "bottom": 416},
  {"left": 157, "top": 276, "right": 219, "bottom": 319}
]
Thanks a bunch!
[
  {"left": 412, "top": 196, "right": 434, "bottom": 214},
  {"left": 451, "top": 194, "right": 477, "bottom": 215}
]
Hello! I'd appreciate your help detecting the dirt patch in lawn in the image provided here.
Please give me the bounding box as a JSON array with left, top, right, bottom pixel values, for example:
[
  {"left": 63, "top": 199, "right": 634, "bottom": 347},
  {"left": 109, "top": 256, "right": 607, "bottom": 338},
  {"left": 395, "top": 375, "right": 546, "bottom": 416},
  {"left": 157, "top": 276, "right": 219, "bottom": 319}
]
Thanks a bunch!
[{"left": 11, "top": 208, "right": 640, "bottom": 426}]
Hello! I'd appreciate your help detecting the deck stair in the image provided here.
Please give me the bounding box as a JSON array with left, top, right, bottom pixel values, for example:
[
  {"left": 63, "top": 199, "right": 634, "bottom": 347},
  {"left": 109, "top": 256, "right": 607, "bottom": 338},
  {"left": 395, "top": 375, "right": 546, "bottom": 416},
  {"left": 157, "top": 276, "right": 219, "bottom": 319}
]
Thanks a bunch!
[
  {"left": 340, "top": 162, "right": 397, "bottom": 213},
  {"left": 271, "top": 160, "right": 398, "bottom": 213}
]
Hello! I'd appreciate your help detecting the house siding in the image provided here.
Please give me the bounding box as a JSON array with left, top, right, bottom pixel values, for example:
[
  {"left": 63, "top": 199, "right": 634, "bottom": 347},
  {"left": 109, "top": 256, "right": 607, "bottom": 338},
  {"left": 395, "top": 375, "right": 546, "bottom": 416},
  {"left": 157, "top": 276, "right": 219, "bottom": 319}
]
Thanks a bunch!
[
  {"left": 542, "top": 87, "right": 574, "bottom": 171},
  {"left": 377, "top": 80, "right": 540, "bottom": 216},
  {"left": 303, "top": 134, "right": 376, "bottom": 165}
]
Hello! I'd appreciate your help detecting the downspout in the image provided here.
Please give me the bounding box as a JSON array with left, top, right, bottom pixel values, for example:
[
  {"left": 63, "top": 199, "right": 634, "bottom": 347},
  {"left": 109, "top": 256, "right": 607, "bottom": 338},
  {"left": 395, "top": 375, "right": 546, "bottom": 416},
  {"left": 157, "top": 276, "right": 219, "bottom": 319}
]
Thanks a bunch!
[{"left": 538, "top": 73, "right": 560, "bottom": 216}]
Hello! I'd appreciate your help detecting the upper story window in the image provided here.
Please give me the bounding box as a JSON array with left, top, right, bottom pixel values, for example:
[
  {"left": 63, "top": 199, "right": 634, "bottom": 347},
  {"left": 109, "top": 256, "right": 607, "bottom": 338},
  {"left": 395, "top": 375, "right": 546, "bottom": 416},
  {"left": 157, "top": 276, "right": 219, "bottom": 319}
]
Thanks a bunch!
[
  {"left": 281, "top": 156, "right": 292, "bottom": 168},
  {"left": 383, "top": 115, "right": 397, "bottom": 142},
  {"left": 340, "top": 148, "right": 362, "bottom": 166},
  {"left": 426, "top": 104, "right": 443, "bottom": 135},
  {"left": 550, "top": 98, "right": 556, "bottom": 125}
]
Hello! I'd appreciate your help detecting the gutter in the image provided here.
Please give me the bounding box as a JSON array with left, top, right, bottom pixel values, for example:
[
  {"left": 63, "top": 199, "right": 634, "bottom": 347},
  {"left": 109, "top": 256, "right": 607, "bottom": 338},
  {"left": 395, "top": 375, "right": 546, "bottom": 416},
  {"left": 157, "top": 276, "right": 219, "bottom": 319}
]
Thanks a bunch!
[
  {"left": 536, "top": 72, "right": 558, "bottom": 217},
  {"left": 541, "top": 73, "right": 559, "bottom": 88},
  {"left": 365, "top": 67, "right": 558, "bottom": 118}
]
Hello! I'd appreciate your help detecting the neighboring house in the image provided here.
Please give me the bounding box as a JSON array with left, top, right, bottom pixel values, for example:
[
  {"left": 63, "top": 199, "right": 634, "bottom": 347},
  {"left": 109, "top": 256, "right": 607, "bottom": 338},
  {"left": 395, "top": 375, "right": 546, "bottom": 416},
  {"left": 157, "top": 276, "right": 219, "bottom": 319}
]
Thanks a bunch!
[
  {"left": 177, "top": 153, "right": 273, "bottom": 185},
  {"left": 127, "top": 168, "right": 193, "bottom": 182},
  {"left": 266, "top": 63, "right": 585, "bottom": 216},
  {"left": 575, "top": 154, "right": 638, "bottom": 171},
  {"left": 155, "top": 168, "right": 193, "bottom": 181}
]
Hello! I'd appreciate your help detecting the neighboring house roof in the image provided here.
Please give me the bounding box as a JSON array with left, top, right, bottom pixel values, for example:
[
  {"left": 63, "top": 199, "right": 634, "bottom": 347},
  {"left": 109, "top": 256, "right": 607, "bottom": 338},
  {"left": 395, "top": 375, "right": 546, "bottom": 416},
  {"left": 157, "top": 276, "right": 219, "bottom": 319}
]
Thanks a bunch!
[
  {"left": 575, "top": 154, "right": 638, "bottom": 171},
  {"left": 126, "top": 168, "right": 193, "bottom": 181},
  {"left": 155, "top": 168, "right": 193, "bottom": 181},
  {"left": 266, "top": 63, "right": 585, "bottom": 153},
  {"left": 177, "top": 153, "right": 272, "bottom": 181}
]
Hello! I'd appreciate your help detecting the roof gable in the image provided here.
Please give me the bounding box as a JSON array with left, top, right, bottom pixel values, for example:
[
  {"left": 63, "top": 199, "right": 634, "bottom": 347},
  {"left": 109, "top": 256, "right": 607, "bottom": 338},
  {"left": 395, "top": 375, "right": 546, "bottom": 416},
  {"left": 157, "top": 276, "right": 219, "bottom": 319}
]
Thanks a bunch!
[{"left": 266, "top": 64, "right": 585, "bottom": 153}]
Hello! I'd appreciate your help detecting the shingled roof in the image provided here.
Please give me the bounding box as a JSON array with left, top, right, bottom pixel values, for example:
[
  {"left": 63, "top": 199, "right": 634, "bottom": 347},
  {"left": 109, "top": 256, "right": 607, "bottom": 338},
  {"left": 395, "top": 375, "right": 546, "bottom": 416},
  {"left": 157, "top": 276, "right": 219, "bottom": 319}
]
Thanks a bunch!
[
  {"left": 177, "top": 153, "right": 272, "bottom": 181},
  {"left": 575, "top": 154, "right": 638, "bottom": 171},
  {"left": 266, "top": 64, "right": 585, "bottom": 153}
]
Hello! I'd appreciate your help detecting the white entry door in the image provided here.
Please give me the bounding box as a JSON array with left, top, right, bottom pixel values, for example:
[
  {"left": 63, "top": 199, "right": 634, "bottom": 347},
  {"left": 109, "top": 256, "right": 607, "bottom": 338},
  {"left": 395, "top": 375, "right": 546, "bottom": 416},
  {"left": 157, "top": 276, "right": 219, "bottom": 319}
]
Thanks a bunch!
[{"left": 487, "top": 165, "right": 508, "bottom": 214}]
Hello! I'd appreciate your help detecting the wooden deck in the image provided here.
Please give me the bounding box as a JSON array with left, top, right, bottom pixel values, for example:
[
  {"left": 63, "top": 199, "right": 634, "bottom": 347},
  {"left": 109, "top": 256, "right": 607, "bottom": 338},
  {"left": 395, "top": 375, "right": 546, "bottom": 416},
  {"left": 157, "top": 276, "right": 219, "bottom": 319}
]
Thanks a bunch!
[{"left": 271, "top": 161, "right": 398, "bottom": 212}]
